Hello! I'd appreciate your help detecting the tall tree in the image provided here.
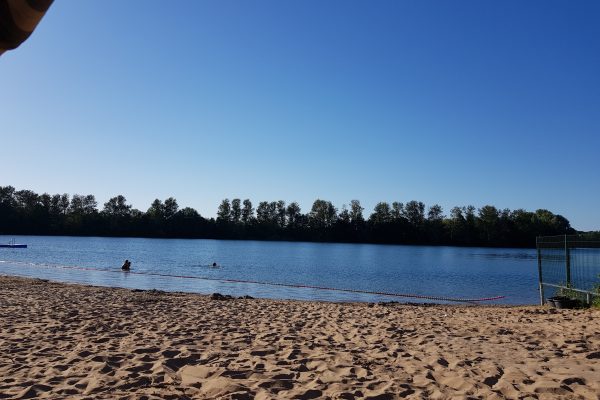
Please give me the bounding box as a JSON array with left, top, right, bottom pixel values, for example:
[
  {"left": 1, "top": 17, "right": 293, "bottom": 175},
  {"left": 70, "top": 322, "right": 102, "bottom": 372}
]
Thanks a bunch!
[
  {"left": 286, "top": 202, "right": 301, "bottom": 226},
  {"left": 0, "top": 186, "right": 16, "bottom": 207},
  {"left": 268, "top": 202, "right": 278, "bottom": 224},
  {"left": 50, "top": 194, "right": 70, "bottom": 215},
  {"left": 534, "top": 209, "right": 571, "bottom": 235},
  {"left": 217, "top": 199, "right": 231, "bottom": 222},
  {"left": 478, "top": 205, "right": 499, "bottom": 242},
  {"left": 349, "top": 200, "right": 364, "bottom": 223},
  {"left": 71, "top": 194, "right": 97, "bottom": 215},
  {"left": 164, "top": 197, "right": 179, "bottom": 219},
  {"left": 256, "top": 201, "right": 270, "bottom": 224},
  {"left": 15, "top": 190, "right": 39, "bottom": 212},
  {"left": 103, "top": 195, "right": 132, "bottom": 217},
  {"left": 427, "top": 204, "right": 444, "bottom": 221},
  {"left": 338, "top": 204, "right": 350, "bottom": 224},
  {"left": 276, "top": 200, "right": 286, "bottom": 227},
  {"left": 66, "top": 194, "right": 97, "bottom": 234},
  {"left": 309, "top": 199, "right": 337, "bottom": 229},
  {"left": 59, "top": 194, "right": 70, "bottom": 215},
  {"left": 178, "top": 207, "right": 201, "bottom": 219},
  {"left": 70, "top": 194, "right": 84, "bottom": 214},
  {"left": 370, "top": 202, "right": 392, "bottom": 224},
  {"left": 405, "top": 200, "right": 425, "bottom": 227},
  {"left": 391, "top": 202, "right": 404, "bottom": 221},
  {"left": 39, "top": 193, "right": 52, "bottom": 212},
  {"left": 241, "top": 199, "right": 254, "bottom": 224},
  {"left": 82, "top": 195, "right": 97, "bottom": 214},
  {"left": 147, "top": 199, "right": 165, "bottom": 219},
  {"left": 231, "top": 199, "right": 242, "bottom": 223},
  {"left": 448, "top": 206, "right": 466, "bottom": 241},
  {"left": 426, "top": 204, "right": 445, "bottom": 243}
]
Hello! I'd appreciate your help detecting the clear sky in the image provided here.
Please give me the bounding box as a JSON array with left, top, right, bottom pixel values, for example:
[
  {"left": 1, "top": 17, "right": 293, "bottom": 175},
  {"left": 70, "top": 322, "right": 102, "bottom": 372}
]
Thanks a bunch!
[{"left": 1, "top": 1, "right": 599, "bottom": 230}]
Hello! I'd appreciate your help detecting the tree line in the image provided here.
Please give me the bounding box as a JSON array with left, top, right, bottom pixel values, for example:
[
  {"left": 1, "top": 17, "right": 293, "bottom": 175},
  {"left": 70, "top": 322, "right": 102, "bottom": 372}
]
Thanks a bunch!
[{"left": 0, "top": 185, "right": 576, "bottom": 247}]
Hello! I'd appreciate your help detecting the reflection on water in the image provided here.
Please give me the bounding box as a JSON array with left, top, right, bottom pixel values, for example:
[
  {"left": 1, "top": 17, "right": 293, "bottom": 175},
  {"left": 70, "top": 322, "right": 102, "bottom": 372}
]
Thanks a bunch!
[
  {"left": 0, "top": 236, "right": 540, "bottom": 304},
  {"left": 469, "top": 252, "right": 537, "bottom": 260}
]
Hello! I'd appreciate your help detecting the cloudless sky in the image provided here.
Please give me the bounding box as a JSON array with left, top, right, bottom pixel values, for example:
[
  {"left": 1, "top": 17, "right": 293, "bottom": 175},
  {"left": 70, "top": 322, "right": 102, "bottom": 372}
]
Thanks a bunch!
[{"left": 1, "top": 1, "right": 599, "bottom": 230}]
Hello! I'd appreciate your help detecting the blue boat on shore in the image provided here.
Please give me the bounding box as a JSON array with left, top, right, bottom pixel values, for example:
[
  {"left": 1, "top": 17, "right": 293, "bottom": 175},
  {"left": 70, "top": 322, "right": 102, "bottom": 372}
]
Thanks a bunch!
[{"left": 0, "top": 239, "right": 27, "bottom": 248}]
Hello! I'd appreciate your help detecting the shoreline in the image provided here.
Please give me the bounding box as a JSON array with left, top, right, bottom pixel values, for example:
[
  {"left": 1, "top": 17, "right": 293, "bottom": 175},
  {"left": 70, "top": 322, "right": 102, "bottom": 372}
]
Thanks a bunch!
[
  {"left": 0, "top": 272, "right": 515, "bottom": 307},
  {"left": 1, "top": 276, "right": 599, "bottom": 399}
]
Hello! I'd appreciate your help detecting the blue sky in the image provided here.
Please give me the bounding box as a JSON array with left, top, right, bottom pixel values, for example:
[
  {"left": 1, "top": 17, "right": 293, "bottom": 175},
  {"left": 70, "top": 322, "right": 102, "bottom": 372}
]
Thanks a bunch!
[{"left": 1, "top": 1, "right": 599, "bottom": 230}]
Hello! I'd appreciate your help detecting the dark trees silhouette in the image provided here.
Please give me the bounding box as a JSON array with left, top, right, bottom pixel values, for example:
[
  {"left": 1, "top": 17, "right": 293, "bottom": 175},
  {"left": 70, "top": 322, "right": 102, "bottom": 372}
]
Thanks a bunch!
[{"left": 0, "top": 185, "right": 578, "bottom": 247}]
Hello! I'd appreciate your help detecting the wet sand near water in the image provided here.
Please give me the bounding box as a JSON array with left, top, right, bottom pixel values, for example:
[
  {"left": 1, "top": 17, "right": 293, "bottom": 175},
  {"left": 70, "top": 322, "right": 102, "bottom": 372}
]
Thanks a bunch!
[{"left": 0, "top": 276, "right": 599, "bottom": 399}]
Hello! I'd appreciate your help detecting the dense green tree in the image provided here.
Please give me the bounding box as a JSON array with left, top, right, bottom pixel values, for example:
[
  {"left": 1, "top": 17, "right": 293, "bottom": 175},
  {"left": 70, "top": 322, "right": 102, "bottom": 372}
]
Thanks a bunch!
[
  {"left": 425, "top": 204, "right": 445, "bottom": 243},
  {"left": 256, "top": 201, "right": 271, "bottom": 224},
  {"left": 231, "top": 199, "right": 242, "bottom": 223},
  {"left": 65, "top": 194, "right": 98, "bottom": 234},
  {"left": 147, "top": 199, "right": 165, "bottom": 218},
  {"left": 178, "top": 207, "right": 201, "bottom": 219},
  {"left": 276, "top": 200, "right": 286, "bottom": 227},
  {"left": 130, "top": 209, "right": 144, "bottom": 219},
  {"left": 172, "top": 207, "right": 206, "bottom": 237},
  {"left": 70, "top": 195, "right": 86, "bottom": 214},
  {"left": 268, "top": 202, "right": 278, "bottom": 224},
  {"left": 534, "top": 209, "right": 571, "bottom": 235},
  {"left": 70, "top": 194, "right": 97, "bottom": 215},
  {"left": 164, "top": 197, "right": 179, "bottom": 219},
  {"left": 448, "top": 206, "right": 466, "bottom": 241},
  {"left": 309, "top": 199, "right": 337, "bottom": 229},
  {"left": 0, "top": 186, "right": 16, "bottom": 207},
  {"left": 241, "top": 199, "right": 254, "bottom": 224},
  {"left": 427, "top": 204, "right": 444, "bottom": 221},
  {"left": 15, "top": 190, "right": 40, "bottom": 211},
  {"left": 370, "top": 202, "right": 392, "bottom": 224},
  {"left": 145, "top": 199, "right": 166, "bottom": 235},
  {"left": 47, "top": 194, "right": 69, "bottom": 216},
  {"left": 217, "top": 199, "right": 231, "bottom": 222},
  {"left": 349, "top": 200, "right": 364, "bottom": 224},
  {"left": 338, "top": 205, "right": 350, "bottom": 224},
  {"left": 391, "top": 202, "right": 404, "bottom": 221},
  {"left": 478, "top": 205, "right": 499, "bottom": 243},
  {"left": 99, "top": 195, "right": 133, "bottom": 235},
  {"left": 464, "top": 205, "right": 477, "bottom": 242},
  {"left": 83, "top": 195, "right": 97, "bottom": 214},
  {"left": 286, "top": 202, "right": 301, "bottom": 226},
  {"left": 103, "top": 195, "right": 131, "bottom": 217},
  {"left": 405, "top": 200, "right": 425, "bottom": 227},
  {"left": 39, "top": 193, "right": 52, "bottom": 212}
]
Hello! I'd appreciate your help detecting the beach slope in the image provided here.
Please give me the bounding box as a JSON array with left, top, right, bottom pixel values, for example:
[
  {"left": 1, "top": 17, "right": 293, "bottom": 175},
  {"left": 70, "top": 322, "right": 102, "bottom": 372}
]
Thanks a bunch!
[{"left": 0, "top": 276, "right": 599, "bottom": 399}]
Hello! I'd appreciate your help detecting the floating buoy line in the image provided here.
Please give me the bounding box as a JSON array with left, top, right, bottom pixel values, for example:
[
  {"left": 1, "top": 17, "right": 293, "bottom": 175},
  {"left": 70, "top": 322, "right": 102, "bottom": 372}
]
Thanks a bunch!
[{"left": 1, "top": 260, "right": 505, "bottom": 303}]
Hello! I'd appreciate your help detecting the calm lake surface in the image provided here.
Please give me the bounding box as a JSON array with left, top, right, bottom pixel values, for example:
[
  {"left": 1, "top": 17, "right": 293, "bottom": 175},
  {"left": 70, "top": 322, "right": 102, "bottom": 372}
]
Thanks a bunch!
[{"left": 0, "top": 235, "right": 539, "bottom": 304}]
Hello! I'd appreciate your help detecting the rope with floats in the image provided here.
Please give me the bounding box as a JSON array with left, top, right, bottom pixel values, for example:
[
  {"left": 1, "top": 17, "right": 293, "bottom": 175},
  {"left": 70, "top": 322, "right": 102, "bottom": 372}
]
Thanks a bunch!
[{"left": 5, "top": 261, "right": 505, "bottom": 303}]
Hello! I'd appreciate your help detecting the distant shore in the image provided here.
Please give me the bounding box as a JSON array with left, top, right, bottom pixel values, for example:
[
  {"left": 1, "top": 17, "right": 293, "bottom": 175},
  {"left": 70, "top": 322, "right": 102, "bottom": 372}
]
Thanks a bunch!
[
  {"left": 2, "top": 231, "right": 543, "bottom": 249},
  {"left": 0, "top": 185, "right": 580, "bottom": 248},
  {"left": 1, "top": 276, "right": 599, "bottom": 399}
]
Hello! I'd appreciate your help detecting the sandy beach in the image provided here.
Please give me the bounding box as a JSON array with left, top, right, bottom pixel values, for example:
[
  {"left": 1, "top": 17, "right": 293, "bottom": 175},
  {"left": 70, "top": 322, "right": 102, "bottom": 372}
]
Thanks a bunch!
[{"left": 0, "top": 276, "right": 599, "bottom": 399}]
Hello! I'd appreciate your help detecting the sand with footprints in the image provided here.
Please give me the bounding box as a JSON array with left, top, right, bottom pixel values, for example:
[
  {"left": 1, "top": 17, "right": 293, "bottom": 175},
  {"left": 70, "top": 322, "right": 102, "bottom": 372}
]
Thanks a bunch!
[{"left": 0, "top": 276, "right": 599, "bottom": 399}]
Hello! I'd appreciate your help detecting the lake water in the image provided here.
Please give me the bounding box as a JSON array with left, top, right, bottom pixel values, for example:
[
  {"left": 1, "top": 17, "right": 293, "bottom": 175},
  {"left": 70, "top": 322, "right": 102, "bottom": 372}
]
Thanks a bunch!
[{"left": 0, "top": 235, "right": 539, "bottom": 304}]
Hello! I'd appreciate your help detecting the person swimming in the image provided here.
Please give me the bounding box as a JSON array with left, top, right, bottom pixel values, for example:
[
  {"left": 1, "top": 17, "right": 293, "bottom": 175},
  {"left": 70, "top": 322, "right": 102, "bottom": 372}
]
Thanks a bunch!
[
  {"left": 121, "top": 259, "right": 131, "bottom": 271},
  {"left": 212, "top": 262, "right": 218, "bottom": 267}
]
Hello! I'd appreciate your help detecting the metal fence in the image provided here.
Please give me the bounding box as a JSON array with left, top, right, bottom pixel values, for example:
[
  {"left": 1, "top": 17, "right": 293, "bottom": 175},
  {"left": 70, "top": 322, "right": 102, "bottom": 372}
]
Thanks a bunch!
[{"left": 537, "top": 234, "right": 600, "bottom": 305}]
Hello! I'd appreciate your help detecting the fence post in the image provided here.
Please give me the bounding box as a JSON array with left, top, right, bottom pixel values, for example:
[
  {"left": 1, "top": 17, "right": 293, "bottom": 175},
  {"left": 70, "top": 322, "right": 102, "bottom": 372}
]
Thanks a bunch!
[
  {"left": 565, "top": 235, "right": 571, "bottom": 287},
  {"left": 537, "top": 237, "right": 544, "bottom": 305},
  {"left": 587, "top": 292, "right": 591, "bottom": 306}
]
